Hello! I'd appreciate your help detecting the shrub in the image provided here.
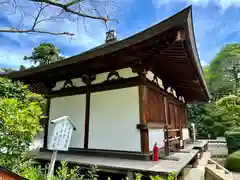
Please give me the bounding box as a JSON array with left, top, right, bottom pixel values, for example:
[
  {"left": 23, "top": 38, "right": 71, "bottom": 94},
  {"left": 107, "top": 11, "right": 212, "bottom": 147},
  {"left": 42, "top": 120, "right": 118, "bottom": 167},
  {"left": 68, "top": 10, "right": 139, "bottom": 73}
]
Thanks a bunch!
[
  {"left": 225, "top": 150, "right": 240, "bottom": 172},
  {"left": 232, "top": 127, "right": 240, "bottom": 132},
  {"left": 225, "top": 131, "right": 240, "bottom": 154},
  {"left": 0, "top": 77, "right": 28, "bottom": 101},
  {"left": 0, "top": 98, "right": 42, "bottom": 170}
]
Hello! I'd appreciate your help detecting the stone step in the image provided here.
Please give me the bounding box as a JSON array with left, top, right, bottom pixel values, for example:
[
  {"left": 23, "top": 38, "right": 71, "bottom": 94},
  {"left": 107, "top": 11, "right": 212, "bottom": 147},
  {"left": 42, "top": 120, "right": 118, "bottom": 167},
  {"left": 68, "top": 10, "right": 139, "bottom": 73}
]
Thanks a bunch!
[
  {"left": 206, "top": 164, "right": 216, "bottom": 169},
  {"left": 184, "top": 168, "right": 204, "bottom": 180},
  {"left": 183, "top": 151, "right": 212, "bottom": 180},
  {"left": 198, "top": 151, "right": 212, "bottom": 166},
  {"left": 206, "top": 163, "right": 234, "bottom": 180}
]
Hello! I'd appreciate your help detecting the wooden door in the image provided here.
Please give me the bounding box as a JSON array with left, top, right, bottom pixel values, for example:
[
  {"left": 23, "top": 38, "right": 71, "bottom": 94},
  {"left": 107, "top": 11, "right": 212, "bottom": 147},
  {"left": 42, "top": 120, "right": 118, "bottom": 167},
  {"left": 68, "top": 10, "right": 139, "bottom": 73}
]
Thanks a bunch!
[
  {"left": 168, "top": 102, "right": 176, "bottom": 129},
  {"left": 167, "top": 101, "right": 181, "bottom": 150}
]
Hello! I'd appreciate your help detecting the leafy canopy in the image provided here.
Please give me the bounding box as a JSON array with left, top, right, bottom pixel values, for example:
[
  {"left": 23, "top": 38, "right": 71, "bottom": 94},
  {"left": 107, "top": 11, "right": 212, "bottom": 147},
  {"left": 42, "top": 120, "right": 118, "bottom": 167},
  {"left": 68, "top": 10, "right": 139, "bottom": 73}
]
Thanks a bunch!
[
  {"left": 188, "top": 94, "right": 240, "bottom": 138},
  {"left": 0, "top": 77, "right": 28, "bottom": 100},
  {"left": 205, "top": 43, "right": 240, "bottom": 98},
  {"left": 0, "top": 98, "right": 42, "bottom": 170},
  {"left": 24, "top": 43, "right": 63, "bottom": 66},
  {"left": 0, "top": 77, "right": 46, "bottom": 113}
]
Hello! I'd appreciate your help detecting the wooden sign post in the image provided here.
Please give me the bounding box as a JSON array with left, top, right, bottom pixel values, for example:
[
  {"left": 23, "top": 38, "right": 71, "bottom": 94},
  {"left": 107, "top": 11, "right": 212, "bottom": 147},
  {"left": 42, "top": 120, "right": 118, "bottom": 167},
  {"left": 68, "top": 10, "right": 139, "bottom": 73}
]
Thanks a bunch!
[
  {"left": 47, "top": 116, "right": 76, "bottom": 180},
  {"left": 191, "top": 123, "right": 196, "bottom": 142}
]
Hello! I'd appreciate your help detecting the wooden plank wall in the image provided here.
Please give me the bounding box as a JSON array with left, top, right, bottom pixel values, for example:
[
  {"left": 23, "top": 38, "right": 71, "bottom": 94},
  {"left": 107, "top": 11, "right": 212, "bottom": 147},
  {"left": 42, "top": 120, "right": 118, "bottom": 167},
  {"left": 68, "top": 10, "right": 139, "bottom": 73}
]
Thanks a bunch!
[
  {"left": 145, "top": 88, "right": 165, "bottom": 124},
  {"left": 144, "top": 85, "right": 188, "bottom": 128}
]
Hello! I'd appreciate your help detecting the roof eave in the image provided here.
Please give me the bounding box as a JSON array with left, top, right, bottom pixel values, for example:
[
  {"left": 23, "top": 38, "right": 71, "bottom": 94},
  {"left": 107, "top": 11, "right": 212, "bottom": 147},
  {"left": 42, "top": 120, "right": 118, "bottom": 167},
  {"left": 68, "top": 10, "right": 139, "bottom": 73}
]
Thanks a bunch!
[
  {"left": 5, "top": 6, "right": 192, "bottom": 80},
  {"left": 185, "top": 7, "right": 210, "bottom": 101}
]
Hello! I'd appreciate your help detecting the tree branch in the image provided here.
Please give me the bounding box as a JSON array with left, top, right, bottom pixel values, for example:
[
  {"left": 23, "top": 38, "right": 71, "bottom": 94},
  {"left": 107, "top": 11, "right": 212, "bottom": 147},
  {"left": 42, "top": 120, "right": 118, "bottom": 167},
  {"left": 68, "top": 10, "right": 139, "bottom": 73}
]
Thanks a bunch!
[
  {"left": 0, "top": 0, "right": 118, "bottom": 36},
  {"left": 30, "top": 0, "right": 113, "bottom": 22},
  {"left": 32, "top": 3, "right": 48, "bottom": 29},
  {"left": 0, "top": 29, "right": 74, "bottom": 36},
  {"left": 65, "top": 0, "right": 84, "bottom": 7}
]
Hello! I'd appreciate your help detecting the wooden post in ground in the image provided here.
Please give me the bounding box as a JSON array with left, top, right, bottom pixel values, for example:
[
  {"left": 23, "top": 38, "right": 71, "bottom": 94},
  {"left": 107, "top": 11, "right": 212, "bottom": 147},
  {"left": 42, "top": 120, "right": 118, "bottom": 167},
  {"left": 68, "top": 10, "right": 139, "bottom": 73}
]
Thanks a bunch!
[
  {"left": 164, "top": 124, "right": 170, "bottom": 156},
  {"left": 47, "top": 150, "right": 58, "bottom": 180}
]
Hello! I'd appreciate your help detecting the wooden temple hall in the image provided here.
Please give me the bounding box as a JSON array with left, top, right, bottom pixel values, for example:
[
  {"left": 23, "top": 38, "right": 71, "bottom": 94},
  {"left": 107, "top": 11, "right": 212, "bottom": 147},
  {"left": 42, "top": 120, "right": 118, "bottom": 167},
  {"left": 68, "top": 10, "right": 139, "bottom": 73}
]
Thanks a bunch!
[{"left": 5, "top": 6, "right": 210, "bottom": 178}]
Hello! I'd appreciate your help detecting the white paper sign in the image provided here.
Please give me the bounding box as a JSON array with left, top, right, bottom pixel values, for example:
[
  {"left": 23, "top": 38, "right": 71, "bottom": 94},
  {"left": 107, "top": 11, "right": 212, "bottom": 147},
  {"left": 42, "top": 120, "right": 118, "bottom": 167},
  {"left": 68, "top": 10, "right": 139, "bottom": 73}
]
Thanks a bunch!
[{"left": 48, "top": 116, "right": 75, "bottom": 151}]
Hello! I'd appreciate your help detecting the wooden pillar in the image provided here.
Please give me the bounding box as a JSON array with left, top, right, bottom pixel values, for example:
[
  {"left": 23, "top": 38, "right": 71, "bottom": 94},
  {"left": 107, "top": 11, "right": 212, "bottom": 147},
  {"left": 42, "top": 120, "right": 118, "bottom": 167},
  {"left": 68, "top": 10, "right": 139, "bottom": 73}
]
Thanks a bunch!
[
  {"left": 164, "top": 124, "right": 170, "bottom": 156},
  {"left": 84, "top": 87, "right": 91, "bottom": 149},
  {"left": 163, "top": 97, "right": 168, "bottom": 125},
  {"left": 138, "top": 85, "right": 149, "bottom": 153},
  {"left": 43, "top": 98, "right": 50, "bottom": 148},
  {"left": 179, "top": 108, "right": 183, "bottom": 149},
  {"left": 184, "top": 108, "right": 189, "bottom": 128}
]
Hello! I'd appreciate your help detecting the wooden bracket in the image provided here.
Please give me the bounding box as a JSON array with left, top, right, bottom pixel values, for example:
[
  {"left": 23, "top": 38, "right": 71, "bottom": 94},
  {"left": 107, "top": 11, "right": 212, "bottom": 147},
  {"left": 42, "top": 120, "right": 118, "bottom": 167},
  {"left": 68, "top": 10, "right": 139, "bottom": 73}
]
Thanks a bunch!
[
  {"left": 44, "top": 81, "right": 56, "bottom": 89},
  {"left": 176, "top": 30, "right": 186, "bottom": 41},
  {"left": 81, "top": 74, "right": 96, "bottom": 85},
  {"left": 63, "top": 79, "right": 75, "bottom": 89},
  {"left": 152, "top": 74, "right": 159, "bottom": 85},
  {"left": 130, "top": 59, "right": 147, "bottom": 76},
  {"left": 106, "top": 71, "right": 122, "bottom": 81}
]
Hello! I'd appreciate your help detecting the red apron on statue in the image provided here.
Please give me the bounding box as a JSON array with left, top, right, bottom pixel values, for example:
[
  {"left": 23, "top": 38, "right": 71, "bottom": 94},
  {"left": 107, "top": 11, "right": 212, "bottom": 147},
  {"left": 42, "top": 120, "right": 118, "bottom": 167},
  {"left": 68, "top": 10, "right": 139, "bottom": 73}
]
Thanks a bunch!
[{"left": 153, "top": 142, "right": 159, "bottom": 162}]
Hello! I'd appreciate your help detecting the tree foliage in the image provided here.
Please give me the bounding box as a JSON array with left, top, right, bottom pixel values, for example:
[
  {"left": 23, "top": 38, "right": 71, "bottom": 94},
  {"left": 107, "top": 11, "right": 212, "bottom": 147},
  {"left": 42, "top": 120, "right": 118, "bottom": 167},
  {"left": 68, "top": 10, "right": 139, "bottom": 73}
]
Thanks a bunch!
[
  {"left": 0, "top": 77, "right": 46, "bottom": 109},
  {"left": 205, "top": 43, "right": 240, "bottom": 98},
  {"left": 24, "top": 43, "right": 63, "bottom": 65},
  {"left": 0, "top": 98, "right": 42, "bottom": 170},
  {"left": 188, "top": 94, "right": 240, "bottom": 138},
  {"left": 0, "top": 77, "right": 28, "bottom": 100},
  {"left": 189, "top": 43, "right": 240, "bottom": 138}
]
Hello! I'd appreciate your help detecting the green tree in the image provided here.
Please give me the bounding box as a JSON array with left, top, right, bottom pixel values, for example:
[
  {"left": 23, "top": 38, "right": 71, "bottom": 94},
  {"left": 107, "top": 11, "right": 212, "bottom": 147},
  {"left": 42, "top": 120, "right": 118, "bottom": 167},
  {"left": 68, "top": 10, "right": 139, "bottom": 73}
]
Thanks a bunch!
[
  {"left": 24, "top": 43, "right": 63, "bottom": 66},
  {"left": 188, "top": 94, "right": 240, "bottom": 138},
  {"left": 0, "top": 67, "right": 15, "bottom": 73},
  {"left": 205, "top": 44, "right": 240, "bottom": 98},
  {"left": 0, "top": 77, "right": 46, "bottom": 125},
  {"left": 188, "top": 103, "right": 209, "bottom": 138},
  {"left": 0, "top": 98, "right": 42, "bottom": 170},
  {"left": 0, "top": 77, "right": 28, "bottom": 101},
  {"left": 19, "top": 65, "right": 26, "bottom": 71}
]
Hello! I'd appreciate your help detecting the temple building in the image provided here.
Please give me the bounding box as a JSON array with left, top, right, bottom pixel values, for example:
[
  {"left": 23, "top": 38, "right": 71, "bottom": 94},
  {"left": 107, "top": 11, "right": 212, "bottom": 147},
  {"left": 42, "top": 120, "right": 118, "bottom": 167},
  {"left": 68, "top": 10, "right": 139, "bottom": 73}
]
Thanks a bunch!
[{"left": 5, "top": 6, "right": 210, "bottom": 179}]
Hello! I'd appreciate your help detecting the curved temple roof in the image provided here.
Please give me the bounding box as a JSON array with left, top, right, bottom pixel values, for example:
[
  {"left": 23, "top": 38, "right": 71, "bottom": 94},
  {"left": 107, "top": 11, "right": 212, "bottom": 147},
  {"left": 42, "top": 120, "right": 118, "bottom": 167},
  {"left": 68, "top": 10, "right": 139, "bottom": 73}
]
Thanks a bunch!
[{"left": 4, "top": 6, "right": 210, "bottom": 102}]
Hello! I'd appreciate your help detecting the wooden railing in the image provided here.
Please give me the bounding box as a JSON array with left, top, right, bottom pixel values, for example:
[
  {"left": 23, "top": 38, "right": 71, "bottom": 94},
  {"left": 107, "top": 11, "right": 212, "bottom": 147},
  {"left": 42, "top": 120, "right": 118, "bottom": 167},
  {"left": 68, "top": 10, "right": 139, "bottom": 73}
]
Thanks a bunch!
[{"left": 163, "top": 124, "right": 181, "bottom": 156}]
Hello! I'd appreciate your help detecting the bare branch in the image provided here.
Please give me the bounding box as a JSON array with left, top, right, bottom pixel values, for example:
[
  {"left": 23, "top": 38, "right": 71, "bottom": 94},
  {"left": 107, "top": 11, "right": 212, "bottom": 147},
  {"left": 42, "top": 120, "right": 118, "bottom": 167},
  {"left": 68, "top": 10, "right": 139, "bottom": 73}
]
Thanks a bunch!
[
  {"left": 65, "top": 0, "right": 84, "bottom": 7},
  {"left": 30, "top": 0, "right": 113, "bottom": 22},
  {"left": 0, "top": 28, "right": 74, "bottom": 36},
  {"left": 0, "top": 0, "right": 119, "bottom": 36},
  {"left": 35, "top": 9, "right": 64, "bottom": 26},
  {"left": 32, "top": 3, "right": 48, "bottom": 29}
]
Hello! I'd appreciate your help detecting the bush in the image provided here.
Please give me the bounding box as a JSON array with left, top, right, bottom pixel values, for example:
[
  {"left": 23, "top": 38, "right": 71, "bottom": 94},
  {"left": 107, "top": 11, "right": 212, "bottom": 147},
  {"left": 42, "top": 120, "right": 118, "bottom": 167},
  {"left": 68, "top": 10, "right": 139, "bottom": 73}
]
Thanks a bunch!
[
  {"left": 225, "top": 150, "right": 240, "bottom": 172},
  {"left": 225, "top": 131, "right": 240, "bottom": 154},
  {"left": 0, "top": 98, "right": 42, "bottom": 170},
  {"left": 232, "top": 127, "right": 240, "bottom": 132},
  {"left": 14, "top": 160, "right": 176, "bottom": 180},
  {"left": 0, "top": 77, "right": 28, "bottom": 101}
]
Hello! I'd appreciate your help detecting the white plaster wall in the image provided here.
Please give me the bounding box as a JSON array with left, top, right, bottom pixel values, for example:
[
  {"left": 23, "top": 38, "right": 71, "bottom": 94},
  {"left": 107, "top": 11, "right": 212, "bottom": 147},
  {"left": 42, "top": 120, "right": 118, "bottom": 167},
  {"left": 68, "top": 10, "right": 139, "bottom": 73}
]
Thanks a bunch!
[
  {"left": 88, "top": 87, "right": 141, "bottom": 152},
  {"left": 48, "top": 94, "right": 86, "bottom": 148},
  {"left": 52, "top": 68, "right": 138, "bottom": 91},
  {"left": 182, "top": 128, "right": 190, "bottom": 140},
  {"left": 149, "top": 129, "right": 165, "bottom": 151}
]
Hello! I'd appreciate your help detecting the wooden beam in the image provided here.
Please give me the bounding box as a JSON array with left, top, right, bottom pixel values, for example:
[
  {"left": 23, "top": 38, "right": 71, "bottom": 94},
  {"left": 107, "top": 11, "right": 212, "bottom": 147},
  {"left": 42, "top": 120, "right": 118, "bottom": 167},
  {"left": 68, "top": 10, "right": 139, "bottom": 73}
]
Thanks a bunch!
[
  {"left": 46, "top": 76, "right": 144, "bottom": 98},
  {"left": 43, "top": 98, "right": 50, "bottom": 148},
  {"left": 147, "top": 80, "right": 186, "bottom": 107},
  {"left": 136, "top": 122, "right": 165, "bottom": 129}
]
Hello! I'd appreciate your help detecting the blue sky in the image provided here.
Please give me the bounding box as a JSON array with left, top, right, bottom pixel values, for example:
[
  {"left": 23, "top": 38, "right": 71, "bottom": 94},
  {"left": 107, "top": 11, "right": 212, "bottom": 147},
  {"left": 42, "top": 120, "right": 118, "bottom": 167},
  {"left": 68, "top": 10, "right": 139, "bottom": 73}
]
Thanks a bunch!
[{"left": 1, "top": 0, "right": 240, "bottom": 69}]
